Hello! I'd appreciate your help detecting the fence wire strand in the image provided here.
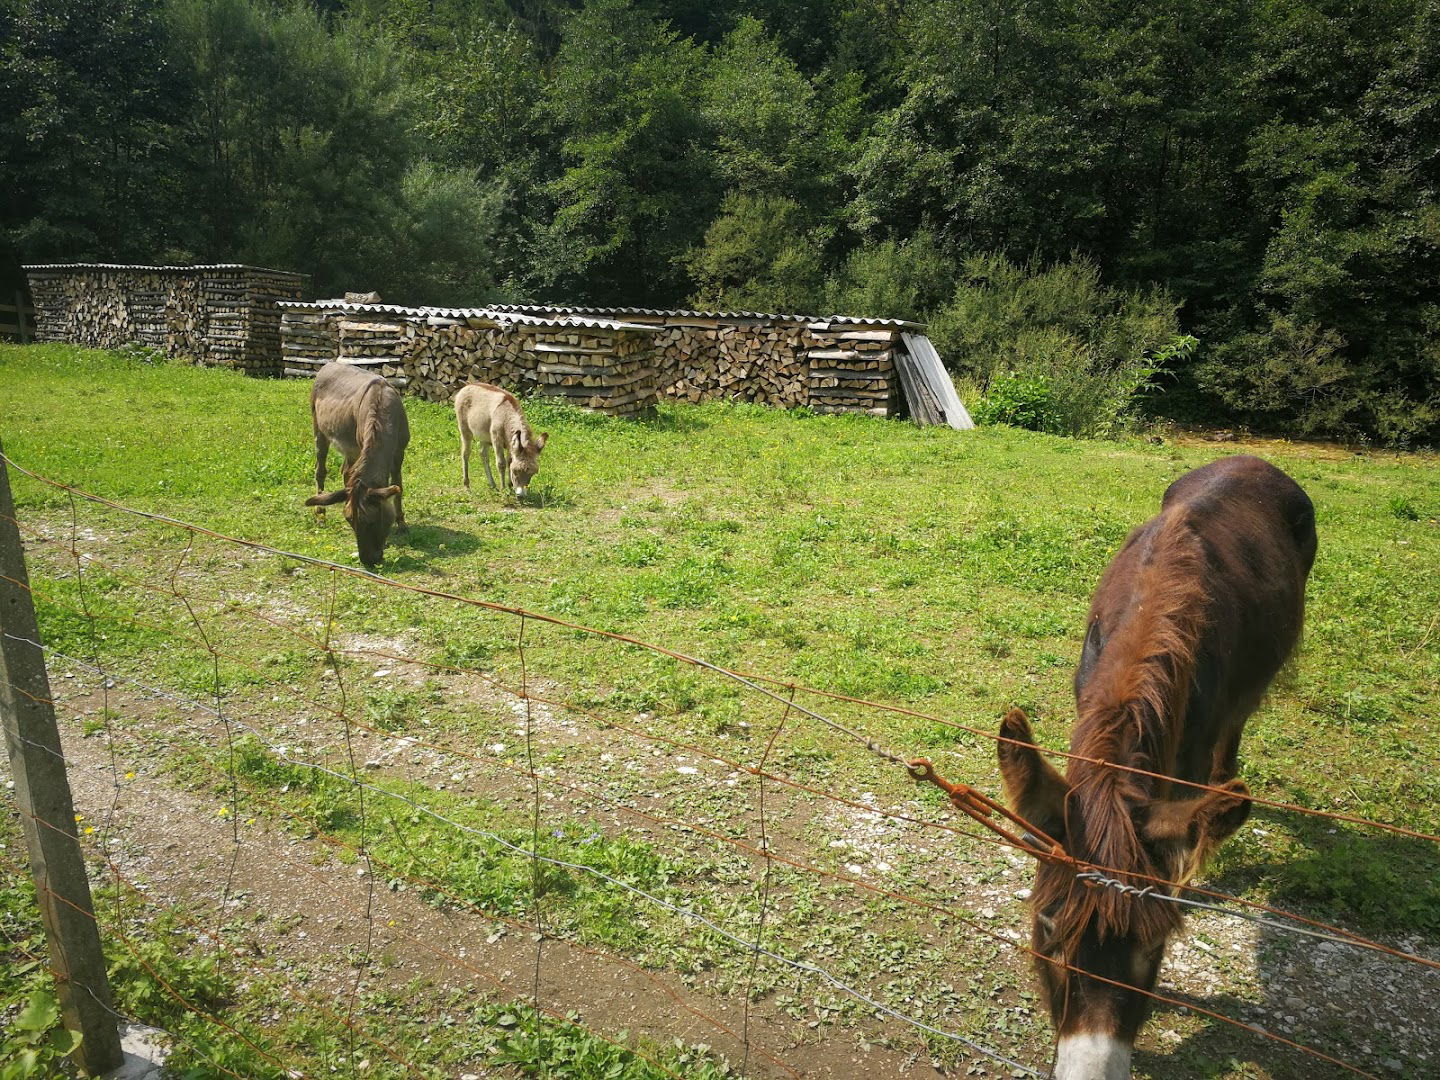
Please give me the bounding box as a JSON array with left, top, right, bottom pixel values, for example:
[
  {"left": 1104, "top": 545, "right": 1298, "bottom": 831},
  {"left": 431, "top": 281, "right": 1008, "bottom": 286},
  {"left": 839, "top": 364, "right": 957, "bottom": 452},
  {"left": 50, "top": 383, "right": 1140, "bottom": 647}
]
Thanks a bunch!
[
  {"left": 1, "top": 591, "right": 1424, "bottom": 1076},
  {"left": 3, "top": 456, "right": 1435, "bottom": 1079},
  {"left": 14, "top": 542, "right": 1438, "bottom": 977}
]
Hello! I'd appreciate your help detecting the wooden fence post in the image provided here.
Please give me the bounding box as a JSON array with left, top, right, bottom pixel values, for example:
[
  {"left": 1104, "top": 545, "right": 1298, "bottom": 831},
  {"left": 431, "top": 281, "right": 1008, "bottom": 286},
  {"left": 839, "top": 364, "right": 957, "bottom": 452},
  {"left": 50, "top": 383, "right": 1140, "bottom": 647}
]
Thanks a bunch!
[{"left": 0, "top": 441, "right": 124, "bottom": 1076}]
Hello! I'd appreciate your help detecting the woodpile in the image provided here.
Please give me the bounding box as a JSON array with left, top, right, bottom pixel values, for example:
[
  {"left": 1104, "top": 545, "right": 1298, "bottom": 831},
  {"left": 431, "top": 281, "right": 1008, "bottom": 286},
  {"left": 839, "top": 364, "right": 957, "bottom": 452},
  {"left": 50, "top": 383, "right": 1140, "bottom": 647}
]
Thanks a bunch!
[
  {"left": 530, "top": 327, "right": 657, "bottom": 417},
  {"left": 24, "top": 263, "right": 305, "bottom": 374},
  {"left": 804, "top": 328, "right": 900, "bottom": 417},
  {"left": 649, "top": 317, "right": 810, "bottom": 407},
  {"left": 279, "top": 303, "right": 661, "bottom": 416},
  {"left": 26, "top": 274, "right": 939, "bottom": 421},
  {"left": 400, "top": 314, "right": 530, "bottom": 401},
  {"left": 280, "top": 308, "right": 339, "bottom": 376},
  {"left": 484, "top": 306, "right": 910, "bottom": 418},
  {"left": 276, "top": 302, "right": 927, "bottom": 422}
]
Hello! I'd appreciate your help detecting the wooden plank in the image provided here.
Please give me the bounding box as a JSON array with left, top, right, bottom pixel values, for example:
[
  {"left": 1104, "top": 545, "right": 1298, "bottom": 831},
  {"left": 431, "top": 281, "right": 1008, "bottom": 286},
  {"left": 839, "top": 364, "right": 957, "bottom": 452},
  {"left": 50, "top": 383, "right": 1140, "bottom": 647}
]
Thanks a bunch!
[
  {"left": 533, "top": 343, "right": 615, "bottom": 355},
  {"left": 807, "top": 367, "right": 888, "bottom": 381},
  {"left": 901, "top": 333, "right": 973, "bottom": 430},
  {"left": 892, "top": 339, "right": 940, "bottom": 426}
]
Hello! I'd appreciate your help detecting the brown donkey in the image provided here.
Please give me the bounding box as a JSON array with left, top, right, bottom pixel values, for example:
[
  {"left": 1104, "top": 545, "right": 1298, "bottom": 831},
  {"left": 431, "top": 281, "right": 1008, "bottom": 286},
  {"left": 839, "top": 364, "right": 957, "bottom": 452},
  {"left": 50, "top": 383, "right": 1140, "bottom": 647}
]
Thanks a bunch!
[
  {"left": 455, "top": 383, "right": 548, "bottom": 498},
  {"left": 997, "top": 455, "right": 1316, "bottom": 1078},
  {"left": 305, "top": 362, "right": 410, "bottom": 568}
]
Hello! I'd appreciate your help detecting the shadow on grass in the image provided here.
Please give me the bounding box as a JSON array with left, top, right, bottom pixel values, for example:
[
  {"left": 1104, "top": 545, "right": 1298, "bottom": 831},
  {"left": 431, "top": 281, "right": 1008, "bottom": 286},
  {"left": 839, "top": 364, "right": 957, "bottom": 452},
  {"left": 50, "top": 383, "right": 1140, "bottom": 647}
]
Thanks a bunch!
[
  {"left": 634, "top": 406, "right": 717, "bottom": 434},
  {"left": 1206, "top": 807, "right": 1440, "bottom": 941},
  {"left": 384, "top": 524, "right": 484, "bottom": 569},
  {"left": 1131, "top": 806, "right": 1440, "bottom": 1078}
]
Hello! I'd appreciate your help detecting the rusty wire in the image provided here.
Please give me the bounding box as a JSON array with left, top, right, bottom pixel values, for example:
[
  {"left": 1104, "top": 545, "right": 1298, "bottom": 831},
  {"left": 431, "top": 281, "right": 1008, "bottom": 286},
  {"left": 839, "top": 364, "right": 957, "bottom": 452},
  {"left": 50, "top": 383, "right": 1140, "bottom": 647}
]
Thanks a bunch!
[
  {"left": 14, "top": 624, "right": 1385, "bottom": 1080},
  {"left": 12, "top": 565, "right": 1435, "bottom": 984},
  {"left": 6, "top": 626, "right": 1378, "bottom": 1078},
  {"left": 2, "top": 463, "right": 1431, "bottom": 1077},
  {"left": 3, "top": 472, "right": 1435, "bottom": 848},
  {"left": 57, "top": 641, "right": 1380, "bottom": 1079},
  {"left": 10, "top": 576, "right": 1439, "bottom": 990}
]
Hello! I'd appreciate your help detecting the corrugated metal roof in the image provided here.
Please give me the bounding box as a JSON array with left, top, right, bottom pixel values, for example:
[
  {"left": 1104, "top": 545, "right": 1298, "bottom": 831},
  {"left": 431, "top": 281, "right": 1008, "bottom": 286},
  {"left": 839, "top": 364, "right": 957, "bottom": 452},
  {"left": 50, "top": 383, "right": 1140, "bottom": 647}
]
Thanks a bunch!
[
  {"left": 24, "top": 262, "right": 307, "bottom": 277},
  {"left": 277, "top": 300, "right": 661, "bottom": 333},
  {"left": 491, "top": 303, "right": 926, "bottom": 330}
]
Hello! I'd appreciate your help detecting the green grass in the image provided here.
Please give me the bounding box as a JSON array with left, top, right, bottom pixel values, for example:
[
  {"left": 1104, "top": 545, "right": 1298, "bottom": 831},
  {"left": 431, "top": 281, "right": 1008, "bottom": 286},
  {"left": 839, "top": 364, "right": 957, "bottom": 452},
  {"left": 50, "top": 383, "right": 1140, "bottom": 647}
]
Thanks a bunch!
[{"left": 3, "top": 343, "right": 1439, "bottom": 1077}]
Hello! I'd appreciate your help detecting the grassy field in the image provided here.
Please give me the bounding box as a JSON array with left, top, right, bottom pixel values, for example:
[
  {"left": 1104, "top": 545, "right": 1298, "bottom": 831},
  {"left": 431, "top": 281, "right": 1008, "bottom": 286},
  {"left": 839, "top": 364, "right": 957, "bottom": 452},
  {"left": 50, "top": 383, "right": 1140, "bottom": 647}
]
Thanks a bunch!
[{"left": 1, "top": 343, "right": 1438, "bottom": 1079}]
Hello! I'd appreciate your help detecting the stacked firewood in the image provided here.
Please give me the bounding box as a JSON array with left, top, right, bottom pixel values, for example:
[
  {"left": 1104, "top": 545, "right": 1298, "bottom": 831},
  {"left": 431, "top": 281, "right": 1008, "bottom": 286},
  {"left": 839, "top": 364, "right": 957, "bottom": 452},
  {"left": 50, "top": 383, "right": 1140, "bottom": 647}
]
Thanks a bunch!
[
  {"left": 400, "top": 315, "right": 534, "bottom": 401},
  {"left": 28, "top": 269, "right": 146, "bottom": 351},
  {"left": 650, "top": 318, "right": 811, "bottom": 407},
  {"left": 280, "top": 308, "right": 339, "bottom": 376},
  {"left": 804, "top": 328, "right": 900, "bottom": 416},
  {"left": 164, "top": 276, "right": 204, "bottom": 359},
  {"left": 24, "top": 264, "right": 304, "bottom": 373},
  {"left": 531, "top": 327, "right": 657, "bottom": 417},
  {"left": 240, "top": 269, "right": 305, "bottom": 375}
]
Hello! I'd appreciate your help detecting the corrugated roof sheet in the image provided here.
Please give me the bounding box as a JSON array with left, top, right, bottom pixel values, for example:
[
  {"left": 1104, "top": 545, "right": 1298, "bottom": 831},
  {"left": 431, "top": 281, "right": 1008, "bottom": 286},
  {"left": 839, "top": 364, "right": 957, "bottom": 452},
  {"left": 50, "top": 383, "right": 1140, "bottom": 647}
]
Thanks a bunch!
[
  {"left": 490, "top": 303, "right": 926, "bottom": 330},
  {"left": 24, "top": 262, "right": 307, "bottom": 277},
  {"left": 277, "top": 300, "right": 661, "bottom": 333}
]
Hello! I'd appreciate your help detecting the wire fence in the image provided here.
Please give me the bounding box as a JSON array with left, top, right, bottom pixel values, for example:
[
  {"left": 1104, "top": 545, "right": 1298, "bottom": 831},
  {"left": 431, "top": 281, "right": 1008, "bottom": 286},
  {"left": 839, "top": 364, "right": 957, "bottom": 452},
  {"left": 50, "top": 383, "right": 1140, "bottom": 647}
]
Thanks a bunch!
[{"left": 2, "top": 453, "right": 1438, "bottom": 1079}]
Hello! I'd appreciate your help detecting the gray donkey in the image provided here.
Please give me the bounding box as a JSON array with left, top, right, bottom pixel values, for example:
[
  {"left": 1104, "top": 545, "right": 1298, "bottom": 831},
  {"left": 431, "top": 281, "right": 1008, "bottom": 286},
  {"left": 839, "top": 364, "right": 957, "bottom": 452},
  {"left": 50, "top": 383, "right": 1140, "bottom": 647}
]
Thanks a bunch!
[
  {"left": 306, "top": 362, "right": 409, "bottom": 567},
  {"left": 455, "top": 383, "right": 548, "bottom": 498}
]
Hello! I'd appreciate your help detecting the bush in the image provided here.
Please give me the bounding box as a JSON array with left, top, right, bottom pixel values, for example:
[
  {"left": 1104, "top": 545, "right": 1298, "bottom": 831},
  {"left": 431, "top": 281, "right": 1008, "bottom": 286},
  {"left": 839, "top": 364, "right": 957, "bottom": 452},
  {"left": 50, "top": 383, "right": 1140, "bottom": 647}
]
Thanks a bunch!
[
  {"left": 937, "top": 253, "right": 1187, "bottom": 437},
  {"left": 1194, "top": 311, "right": 1440, "bottom": 445},
  {"left": 823, "top": 230, "right": 955, "bottom": 320},
  {"left": 968, "top": 372, "right": 1057, "bottom": 433}
]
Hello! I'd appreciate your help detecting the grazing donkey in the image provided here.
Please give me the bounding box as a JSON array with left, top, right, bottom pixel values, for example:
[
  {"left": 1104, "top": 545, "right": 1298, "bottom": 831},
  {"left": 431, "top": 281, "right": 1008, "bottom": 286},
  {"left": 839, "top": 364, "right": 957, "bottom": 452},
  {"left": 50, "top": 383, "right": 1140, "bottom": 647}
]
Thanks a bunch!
[
  {"left": 305, "top": 362, "right": 410, "bottom": 568},
  {"left": 455, "top": 383, "right": 548, "bottom": 498},
  {"left": 996, "top": 455, "right": 1316, "bottom": 1079}
]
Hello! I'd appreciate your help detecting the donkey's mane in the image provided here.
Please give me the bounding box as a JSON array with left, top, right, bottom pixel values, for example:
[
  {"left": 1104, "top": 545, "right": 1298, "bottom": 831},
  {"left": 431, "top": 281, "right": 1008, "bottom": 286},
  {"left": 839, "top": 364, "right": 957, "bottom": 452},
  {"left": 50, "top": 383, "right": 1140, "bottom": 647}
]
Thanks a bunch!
[
  {"left": 1040, "top": 512, "right": 1211, "bottom": 947},
  {"left": 346, "top": 384, "right": 395, "bottom": 496}
]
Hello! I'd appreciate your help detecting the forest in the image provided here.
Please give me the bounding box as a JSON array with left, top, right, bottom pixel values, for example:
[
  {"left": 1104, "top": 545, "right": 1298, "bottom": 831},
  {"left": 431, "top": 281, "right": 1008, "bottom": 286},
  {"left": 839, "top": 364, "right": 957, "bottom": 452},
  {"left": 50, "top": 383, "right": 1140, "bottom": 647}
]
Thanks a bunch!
[{"left": 2, "top": 0, "right": 1437, "bottom": 443}]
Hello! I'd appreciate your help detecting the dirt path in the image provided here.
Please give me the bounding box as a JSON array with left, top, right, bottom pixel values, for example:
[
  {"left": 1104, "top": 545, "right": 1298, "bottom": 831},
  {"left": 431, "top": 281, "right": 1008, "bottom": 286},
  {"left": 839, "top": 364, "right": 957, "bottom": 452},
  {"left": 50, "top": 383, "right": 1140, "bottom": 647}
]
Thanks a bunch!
[
  {"left": 51, "top": 693, "right": 989, "bottom": 1079},
  {"left": 15, "top": 651, "right": 1440, "bottom": 1079}
]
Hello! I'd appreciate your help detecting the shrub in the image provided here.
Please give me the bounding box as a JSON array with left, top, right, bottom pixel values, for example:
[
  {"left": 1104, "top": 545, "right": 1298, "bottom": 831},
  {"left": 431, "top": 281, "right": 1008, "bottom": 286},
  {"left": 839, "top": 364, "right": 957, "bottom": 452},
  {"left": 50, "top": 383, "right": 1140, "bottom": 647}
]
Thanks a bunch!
[
  {"left": 969, "top": 371, "right": 1057, "bottom": 433},
  {"left": 1194, "top": 311, "right": 1440, "bottom": 445},
  {"left": 823, "top": 229, "right": 955, "bottom": 320},
  {"left": 930, "top": 253, "right": 1183, "bottom": 437}
]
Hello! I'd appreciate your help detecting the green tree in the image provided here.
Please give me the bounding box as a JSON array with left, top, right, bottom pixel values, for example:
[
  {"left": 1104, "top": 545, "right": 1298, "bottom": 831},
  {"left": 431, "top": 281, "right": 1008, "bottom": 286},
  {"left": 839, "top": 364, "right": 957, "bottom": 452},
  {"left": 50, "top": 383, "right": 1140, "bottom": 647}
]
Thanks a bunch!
[
  {"left": 166, "top": 0, "right": 417, "bottom": 295},
  {"left": 535, "top": 0, "right": 717, "bottom": 303},
  {"left": 686, "top": 193, "right": 826, "bottom": 311},
  {"left": 1, "top": 0, "right": 188, "bottom": 264}
]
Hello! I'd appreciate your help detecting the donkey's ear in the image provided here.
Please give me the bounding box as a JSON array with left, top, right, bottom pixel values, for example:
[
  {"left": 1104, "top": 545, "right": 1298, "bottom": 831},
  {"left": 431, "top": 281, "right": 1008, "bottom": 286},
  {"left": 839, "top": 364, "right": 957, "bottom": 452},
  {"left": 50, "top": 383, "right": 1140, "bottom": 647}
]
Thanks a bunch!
[
  {"left": 365, "top": 485, "right": 402, "bottom": 501},
  {"left": 1144, "top": 778, "right": 1252, "bottom": 854},
  {"left": 996, "top": 708, "right": 1070, "bottom": 840},
  {"left": 537, "top": 431, "right": 549, "bottom": 450},
  {"left": 306, "top": 490, "right": 347, "bottom": 507}
]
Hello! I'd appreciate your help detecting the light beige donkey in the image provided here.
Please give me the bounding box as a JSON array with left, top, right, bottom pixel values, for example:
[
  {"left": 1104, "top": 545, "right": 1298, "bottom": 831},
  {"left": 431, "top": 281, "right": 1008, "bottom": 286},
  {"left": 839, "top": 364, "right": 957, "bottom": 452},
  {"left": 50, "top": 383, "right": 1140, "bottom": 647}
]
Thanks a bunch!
[{"left": 455, "top": 383, "right": 548, "bottom": 498}]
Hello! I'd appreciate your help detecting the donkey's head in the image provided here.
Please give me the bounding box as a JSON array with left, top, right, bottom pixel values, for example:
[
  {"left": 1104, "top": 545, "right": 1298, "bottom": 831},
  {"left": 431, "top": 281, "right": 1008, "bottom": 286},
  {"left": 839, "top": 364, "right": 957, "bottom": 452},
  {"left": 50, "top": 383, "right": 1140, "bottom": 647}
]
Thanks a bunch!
[
  {"left": 995, "top": 708, "right": 1251, "bottom": 1078},
  {"left": 507, "top": 429, "right": 548, "bottom": 498},
  {"left": 306, "top": 484, "right": 402, "bottom": 567}
]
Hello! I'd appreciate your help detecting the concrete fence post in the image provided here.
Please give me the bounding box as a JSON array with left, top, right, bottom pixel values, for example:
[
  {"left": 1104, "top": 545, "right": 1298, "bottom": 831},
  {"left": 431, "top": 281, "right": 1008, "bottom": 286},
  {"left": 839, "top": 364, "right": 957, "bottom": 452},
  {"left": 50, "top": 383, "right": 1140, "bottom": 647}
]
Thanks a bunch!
[{"left": 0, "top": 441, "right": 124, "bottom": 1076}]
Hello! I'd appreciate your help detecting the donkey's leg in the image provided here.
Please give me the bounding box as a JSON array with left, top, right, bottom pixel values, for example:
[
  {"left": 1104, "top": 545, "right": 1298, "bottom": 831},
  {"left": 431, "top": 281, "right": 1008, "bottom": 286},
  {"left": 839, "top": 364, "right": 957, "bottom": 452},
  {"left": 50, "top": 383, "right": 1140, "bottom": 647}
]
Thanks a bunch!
[
  {"left": 313, "top": 431, "right": 330, "bottom": 519},
  {"left": 1210, "top": 699, "right": 1260, "bottom": 783},
  {"left": 459, "top": 425, "right": 473, "bottom": 490},
  {"left": 482, "top": 442, "right": 499, "bottom": 492},
  {"left": 392, "top": 446, "right": 407, "bottom": 532}
]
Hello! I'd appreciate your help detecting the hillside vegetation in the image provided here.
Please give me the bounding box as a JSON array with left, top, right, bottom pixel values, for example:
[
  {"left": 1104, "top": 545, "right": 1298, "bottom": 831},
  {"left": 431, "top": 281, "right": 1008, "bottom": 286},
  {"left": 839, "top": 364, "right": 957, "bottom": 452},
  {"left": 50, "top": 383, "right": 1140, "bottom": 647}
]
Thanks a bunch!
[{"left": 3, "top": 0, "right": 1439, "bottom": 442}]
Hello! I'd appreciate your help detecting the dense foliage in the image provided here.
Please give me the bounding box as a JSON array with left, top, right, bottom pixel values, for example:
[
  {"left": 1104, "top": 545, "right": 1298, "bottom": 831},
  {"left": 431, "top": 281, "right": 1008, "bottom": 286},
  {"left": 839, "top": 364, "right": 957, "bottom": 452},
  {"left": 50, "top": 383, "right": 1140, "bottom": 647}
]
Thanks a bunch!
[{"left": 2, "top": 0, "right": 1437, "bottom": 442}]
